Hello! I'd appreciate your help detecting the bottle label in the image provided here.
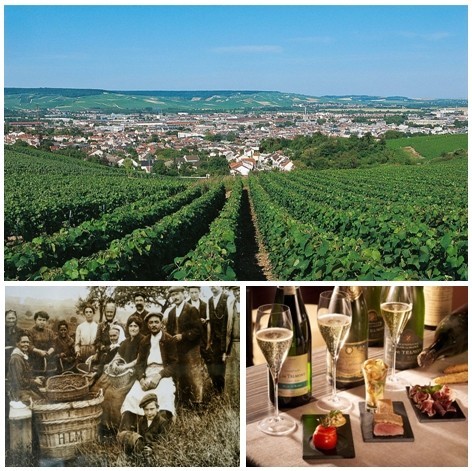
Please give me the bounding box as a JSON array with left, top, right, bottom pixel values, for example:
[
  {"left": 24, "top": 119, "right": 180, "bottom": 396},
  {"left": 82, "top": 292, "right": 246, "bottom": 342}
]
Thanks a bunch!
[
  {"left": 368, "top": 309, "right": 384, "bottom": 340},
  {"left": 278, "top": 286, "right": 298, "bottom": 295},
  {"left": 278, "top": 353, "right": 310, "bottom": 396},
  {"left": 424, "top": 287, "right": 453, "bottom": 327},
  {"left": 385, "top": 329, "right": 423, "bottom": 369},
  {"left": 336, "top": 340, "right": 368, "bottom": 382}
]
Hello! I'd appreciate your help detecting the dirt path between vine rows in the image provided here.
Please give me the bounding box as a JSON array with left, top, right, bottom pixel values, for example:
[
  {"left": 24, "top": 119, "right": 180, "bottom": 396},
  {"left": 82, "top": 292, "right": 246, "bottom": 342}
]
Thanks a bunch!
[{"left": 234, "top": 187, "right": 273, "bottom": 281}]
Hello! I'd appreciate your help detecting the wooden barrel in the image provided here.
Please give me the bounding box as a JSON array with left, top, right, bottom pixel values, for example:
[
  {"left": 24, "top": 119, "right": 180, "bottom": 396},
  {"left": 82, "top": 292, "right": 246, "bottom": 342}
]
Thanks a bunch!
[{"left": 9, "top": 403, "right": 32, "bottom": 452}]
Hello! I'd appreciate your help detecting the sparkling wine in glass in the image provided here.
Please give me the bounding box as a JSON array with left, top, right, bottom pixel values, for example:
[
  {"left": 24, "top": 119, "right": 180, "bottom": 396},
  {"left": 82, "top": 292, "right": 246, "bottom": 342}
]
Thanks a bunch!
[
  {"left": 380, "top": 286, "right": 413, "bottom": 390},
  {"left": 317, "top": 289, "right": 352, "bottom": 412},
  {"left": 255, "top": 303, "right": 296, "bottom": 436}
]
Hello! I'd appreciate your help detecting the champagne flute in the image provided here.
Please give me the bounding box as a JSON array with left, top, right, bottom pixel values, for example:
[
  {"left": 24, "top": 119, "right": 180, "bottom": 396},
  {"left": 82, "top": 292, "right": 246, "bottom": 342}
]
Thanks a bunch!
[
  {"left": 317, "top": 289, "right": 352, "bottom": 412},
  {"left": 255, "top": 303, "right": 296, "bottom": 436},
  {"left": 380, "top": 286, "right": 413, "bottom": 390}
]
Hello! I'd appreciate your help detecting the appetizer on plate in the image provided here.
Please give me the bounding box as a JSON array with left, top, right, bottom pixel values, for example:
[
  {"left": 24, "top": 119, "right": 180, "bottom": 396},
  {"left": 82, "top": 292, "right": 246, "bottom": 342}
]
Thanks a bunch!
[
  {"left": 312, "top": 410, "right": 346, "bottom": 450},
  {"left": 408, "top": 384, "right": 456, "bottom": 417},
  {"left": 373, "top": 399, "right": 404, "bottom": 437}
]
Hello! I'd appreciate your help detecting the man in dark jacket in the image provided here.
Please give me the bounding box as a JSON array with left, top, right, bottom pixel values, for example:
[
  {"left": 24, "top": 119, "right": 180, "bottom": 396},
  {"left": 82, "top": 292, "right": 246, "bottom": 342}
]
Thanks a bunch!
[
  {"left": 120, "top": 312, "right": 177, "bottom": 431},
  {"left": 207, "top": 286, "right": 230, "bottom": 392},
  {"left": 132, "top": 291, "right": 150, "bottom": 335},
  {"left": 166, "top": 286, "right": 207, "bottom": 406},
  {"left": 188, "top": 287, "right": 210, "bottom": 365}
]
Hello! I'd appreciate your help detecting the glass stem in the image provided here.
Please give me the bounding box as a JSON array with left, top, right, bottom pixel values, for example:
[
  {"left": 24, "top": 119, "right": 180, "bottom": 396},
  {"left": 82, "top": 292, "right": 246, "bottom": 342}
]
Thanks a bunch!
[
  {"left": 331, "top": 354, "right": 338, "bottom": 401},
  {"left": 391, "top": 341, "right": 398, "bottom": 381},
  {"left": 273, "top": 373, "right": 280, "bottom": 420}
]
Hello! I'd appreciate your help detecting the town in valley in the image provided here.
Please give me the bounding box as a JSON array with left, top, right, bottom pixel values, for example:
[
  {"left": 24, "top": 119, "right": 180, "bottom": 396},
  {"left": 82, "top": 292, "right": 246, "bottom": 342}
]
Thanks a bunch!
[{"left": 4, "top": 97, "right": 468, "bottom": 177}]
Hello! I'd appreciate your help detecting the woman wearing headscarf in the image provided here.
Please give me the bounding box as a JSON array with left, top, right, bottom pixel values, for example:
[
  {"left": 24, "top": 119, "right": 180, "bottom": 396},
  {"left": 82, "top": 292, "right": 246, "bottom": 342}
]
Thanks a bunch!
[{"left": 90, "top": 324, "right": 125, "bottom": 390}]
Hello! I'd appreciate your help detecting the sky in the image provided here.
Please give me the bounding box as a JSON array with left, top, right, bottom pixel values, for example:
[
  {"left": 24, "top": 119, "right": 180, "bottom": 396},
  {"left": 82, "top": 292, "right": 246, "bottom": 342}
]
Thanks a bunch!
[{"left": 4, "top": 4, "right": 468, "bottom": 99}]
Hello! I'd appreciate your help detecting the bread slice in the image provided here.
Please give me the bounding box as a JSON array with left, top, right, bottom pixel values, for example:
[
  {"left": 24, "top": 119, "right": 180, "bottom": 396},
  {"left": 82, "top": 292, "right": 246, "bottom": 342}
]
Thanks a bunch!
[
  {"left": 376, "top": 399, "right": 394, "bottom": 413},
  {"left": 443, "top": 363, "right": 468, "bottom": 374},
  {"left": 433, "top": 371, "right": 468, "bottom": 385}
]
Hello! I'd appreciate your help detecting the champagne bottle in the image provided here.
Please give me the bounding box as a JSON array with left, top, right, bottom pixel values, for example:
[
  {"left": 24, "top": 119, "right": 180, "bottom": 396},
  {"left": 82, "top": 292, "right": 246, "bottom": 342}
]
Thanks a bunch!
[
  {"left": 384, "top": 287, "right": 425, "bottom": 370},
  {"left": 363, "top": 286, "right": 384, "bottom": 346},
  {"left": 270, "top": 286, "right": 312, "bottom": 407},
  {"left": 418, "top": 304, "right": 468, "bottom": 367},
  {"left": 424, "top": 286, "right": 453, "bottom": 330},
  {"left": 329, "top": 286, "right": 368, "bottom": 389}
]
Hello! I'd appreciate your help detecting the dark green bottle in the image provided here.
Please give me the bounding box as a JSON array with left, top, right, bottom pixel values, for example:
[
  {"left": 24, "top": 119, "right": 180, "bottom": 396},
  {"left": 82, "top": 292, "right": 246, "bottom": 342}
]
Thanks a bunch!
[
  {"left": 270, "top": 286, "right": 312, "bottom": 407},
  {"left": 418, "top": 304, "right": 468, "bottom": 367},
  {"left": 330, "top": 286, "right": 368, "bottom": 389},
  {"left": 384, "top": 287, "right": 425, "bottom": 370}
]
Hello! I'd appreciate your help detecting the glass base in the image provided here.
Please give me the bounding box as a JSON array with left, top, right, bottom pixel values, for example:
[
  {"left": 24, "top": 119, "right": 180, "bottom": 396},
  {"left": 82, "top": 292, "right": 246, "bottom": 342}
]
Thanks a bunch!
[
  {"left": 317, "top": 394, "right": 352, "bottom": 412},
  {"left": 385, "top": 374, "right": 410, "bottom": 391},
  {"left": 257, "top": 413, "right": 297, "bottom": 436}
]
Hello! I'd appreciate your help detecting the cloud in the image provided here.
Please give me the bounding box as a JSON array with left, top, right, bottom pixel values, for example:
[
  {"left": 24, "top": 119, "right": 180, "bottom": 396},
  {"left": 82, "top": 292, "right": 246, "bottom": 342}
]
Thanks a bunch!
[
  {"left": 289, "top": 36, "right": 334, "bottom": 44},
  {"left": 211, "top": 45, "right": 283, "bottom": 54},
  {"left": 398, "top": 31, "right": 452, "bottom": 41}
]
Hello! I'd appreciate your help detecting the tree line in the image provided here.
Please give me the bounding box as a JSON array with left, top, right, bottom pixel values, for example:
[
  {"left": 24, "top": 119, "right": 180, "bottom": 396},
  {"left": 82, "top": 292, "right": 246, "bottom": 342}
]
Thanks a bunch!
[{"left": 259, "top": 132, "right": 413, "bottom": 170}]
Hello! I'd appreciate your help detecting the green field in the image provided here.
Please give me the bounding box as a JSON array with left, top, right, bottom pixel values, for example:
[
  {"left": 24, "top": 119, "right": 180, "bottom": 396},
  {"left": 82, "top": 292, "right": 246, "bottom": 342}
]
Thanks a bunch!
[
  {"left": 4, "top": 88, "right": 468, "bottom": 113},
  {"left": 386, "top": 134, "right": 468, "bottom": 160},
  {"left": 4, "top": 89, "right": 311, "bottom": 112}
]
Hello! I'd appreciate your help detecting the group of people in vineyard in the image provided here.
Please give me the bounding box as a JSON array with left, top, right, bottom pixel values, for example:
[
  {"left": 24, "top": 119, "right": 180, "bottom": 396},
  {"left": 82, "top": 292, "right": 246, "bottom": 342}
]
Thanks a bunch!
[{"left": 5, "top": 286, "right": 240, "bottom": 454}]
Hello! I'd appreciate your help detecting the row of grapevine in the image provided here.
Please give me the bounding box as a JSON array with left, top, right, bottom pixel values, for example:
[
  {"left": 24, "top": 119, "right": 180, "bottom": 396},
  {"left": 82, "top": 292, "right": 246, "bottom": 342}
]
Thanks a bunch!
[
  {"left": 171, "top": 178, "right": 244, "bottom": 280},
  {"left": 249, "top": 158, "right": 467, "bottom": 280},
  {"left": 5, "top": 184, "right": 206, "bottom": 280},
  {"left": 37, "top": 183, "right": 227, "bottom": 281},
  {"left": 5, "top": 146, "right": 188, "bottom": 241},
  {"left": 5, "top": 146, "right": 122, "bottom": 176}
]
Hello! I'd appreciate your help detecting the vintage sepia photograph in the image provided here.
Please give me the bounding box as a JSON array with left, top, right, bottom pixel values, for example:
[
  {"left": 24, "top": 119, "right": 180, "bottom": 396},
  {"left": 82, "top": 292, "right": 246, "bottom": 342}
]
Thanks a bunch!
[{"left": 5, "top": 285, "right": 240, "bottom": 467}]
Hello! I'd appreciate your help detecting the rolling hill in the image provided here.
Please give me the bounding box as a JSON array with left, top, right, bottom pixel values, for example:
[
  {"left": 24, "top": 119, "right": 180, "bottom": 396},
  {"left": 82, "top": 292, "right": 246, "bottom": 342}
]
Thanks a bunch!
[{"left": 4, "top": 87, "right": 467, "bottom": 113}]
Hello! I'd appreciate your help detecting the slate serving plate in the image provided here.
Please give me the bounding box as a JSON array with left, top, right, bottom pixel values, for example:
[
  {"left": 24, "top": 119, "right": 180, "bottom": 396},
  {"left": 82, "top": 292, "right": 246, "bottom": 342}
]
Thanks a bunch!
[
  {"left": 302, "top": 414, "right": 355, "bottom": 460},
  {"left": 406, "top": 386, "right": 466, "bottom": 422}
]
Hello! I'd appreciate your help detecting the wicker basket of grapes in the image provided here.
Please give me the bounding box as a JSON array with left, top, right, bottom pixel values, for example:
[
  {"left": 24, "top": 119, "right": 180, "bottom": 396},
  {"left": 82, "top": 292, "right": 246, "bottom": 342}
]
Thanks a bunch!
[{"left": 46, "top": 371, "right": 90, "bottom": 402}]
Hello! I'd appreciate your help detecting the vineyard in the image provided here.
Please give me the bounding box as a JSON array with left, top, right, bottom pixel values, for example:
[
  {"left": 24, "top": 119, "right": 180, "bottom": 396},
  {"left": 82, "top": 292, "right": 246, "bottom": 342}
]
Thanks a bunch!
[
  {"left": 249, "top": 158, "right": 467, "bottom": 280},
  {"left": 4, "top": 146, "right": 468, "bottom": 281}
]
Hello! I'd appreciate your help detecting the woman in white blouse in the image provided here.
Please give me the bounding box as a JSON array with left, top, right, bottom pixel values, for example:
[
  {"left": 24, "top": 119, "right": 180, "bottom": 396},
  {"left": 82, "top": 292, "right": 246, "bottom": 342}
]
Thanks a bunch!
[{"left": 75, "top": 304, "right": 98, "bottom": 362}]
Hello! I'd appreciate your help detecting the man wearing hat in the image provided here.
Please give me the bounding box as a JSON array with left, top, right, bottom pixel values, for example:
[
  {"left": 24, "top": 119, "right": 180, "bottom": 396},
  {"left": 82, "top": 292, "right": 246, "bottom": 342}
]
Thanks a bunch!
[
  {"left": 120, "top": 311, "right": 177, "bottom": 432},
  {"left": 132, "top": 292, "right": 150, "bottom": 335},
  {"left": 166, "top": 286, "right": 207, "bottom": 406}
]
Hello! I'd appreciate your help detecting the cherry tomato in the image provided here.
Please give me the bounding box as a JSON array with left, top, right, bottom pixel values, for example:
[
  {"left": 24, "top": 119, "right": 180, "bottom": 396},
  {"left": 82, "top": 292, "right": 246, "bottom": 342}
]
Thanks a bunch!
[{"left": 313, "top": 424, "right": 337, "bottom": 450}]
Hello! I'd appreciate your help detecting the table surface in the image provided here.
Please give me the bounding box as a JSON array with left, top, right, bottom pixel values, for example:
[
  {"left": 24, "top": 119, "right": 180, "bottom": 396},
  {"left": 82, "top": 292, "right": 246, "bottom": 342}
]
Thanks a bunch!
[{"left": 246, "top": 329, "right": 468, "bottom": 467}]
